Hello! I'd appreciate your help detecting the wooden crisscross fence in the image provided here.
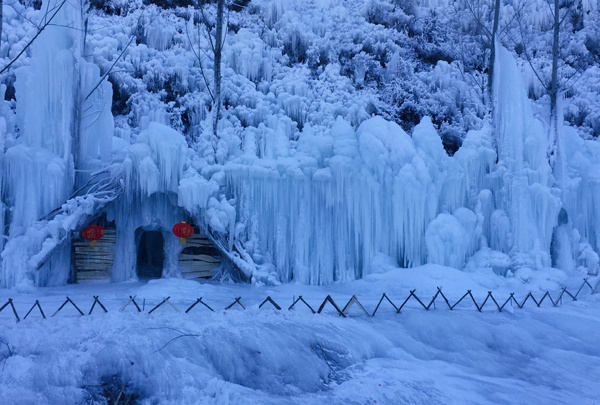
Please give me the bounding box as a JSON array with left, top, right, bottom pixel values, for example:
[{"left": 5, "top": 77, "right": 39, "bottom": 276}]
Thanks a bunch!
[{"left": 0, "top": 278, "right": 597, "bottom": 322}]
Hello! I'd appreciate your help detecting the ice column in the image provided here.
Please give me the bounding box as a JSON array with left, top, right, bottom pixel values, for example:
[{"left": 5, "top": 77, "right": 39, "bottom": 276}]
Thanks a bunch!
[{"left": 492, "top": 44, "right": 560, "bottom": 266}]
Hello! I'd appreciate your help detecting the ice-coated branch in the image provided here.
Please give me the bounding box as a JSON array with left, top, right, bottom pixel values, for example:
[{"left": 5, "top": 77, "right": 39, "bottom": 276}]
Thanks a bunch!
[
  {"left": 186, "top": 21, "right": 215, "bottom": 103},
  {"left": 0, "top": 0, "right": 67, "bottom": 75}
]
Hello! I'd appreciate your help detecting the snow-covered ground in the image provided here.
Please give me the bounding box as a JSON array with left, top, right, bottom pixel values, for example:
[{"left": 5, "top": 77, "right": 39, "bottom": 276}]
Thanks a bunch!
[{"left": 0, "top": 265, "right": 598, "bottom": 405}]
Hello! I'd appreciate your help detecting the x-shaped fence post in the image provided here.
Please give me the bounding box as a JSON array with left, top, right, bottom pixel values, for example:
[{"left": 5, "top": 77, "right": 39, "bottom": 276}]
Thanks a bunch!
[
  {"left": 0, "top": 298, "right": 20, "bottom": 322},
  {"left": 52, "top": 297, "right": 84, "bottom": 317}
]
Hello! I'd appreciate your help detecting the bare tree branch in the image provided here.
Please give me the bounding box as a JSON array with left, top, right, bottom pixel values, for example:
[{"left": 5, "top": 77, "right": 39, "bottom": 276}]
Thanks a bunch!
[
  {"left": 84, "top": 35, "right": 135, "bottom": 101},
  {"left": 498, "top": 0, "right": 530, "bottom": 38},
  {"left": 0, "top": 0, "right": 67, "bottom": 75},
  {"left": 515, "top": 14, "right": 548, "bottom": 88},
  {"left": 462, "top": 0, "right": 493, "bottom": 39},
  {"left": 153, "top": 333, "right": 200, "bottom": 354},
  {"left": 186, "top": 20, "right": 215, "bottom": 102},
  {"left": 84, "top": 9, "right": 150, "bottom": 101},
  {"left": 199, "top": 5, "right": 216, "bottom": 53}
]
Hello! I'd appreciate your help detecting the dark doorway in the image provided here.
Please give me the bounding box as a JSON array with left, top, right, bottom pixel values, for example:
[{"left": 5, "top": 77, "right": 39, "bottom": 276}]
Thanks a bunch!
[{"left": 137, "top": 230, "right": 164, "bottom": 279}]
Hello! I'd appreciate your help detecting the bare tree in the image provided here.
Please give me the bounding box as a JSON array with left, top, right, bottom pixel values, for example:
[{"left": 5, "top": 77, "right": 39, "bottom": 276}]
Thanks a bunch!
[
  {"left": 72, "top": 0, "right": 90, "bottom": 187},
  {"left": 548, "top": 0, "right": 561, "bottom": 165},
  {"left": 487, "top": 0, "right": 501, "bottom": 103},
  {"left": 188, "top": 0, "right": 226, "bottom": 138},
  {"left": 0, "top": 0, "right": 67, "bottom": 75},
  {"left": 213, "top": 0, "right": 224, "bottom": 137},
  {"left": 516, "top": 0, "right": 579, "bottom": 172},
  {"left": 461, "top": 0, "right": 526, "bottom": 112}
]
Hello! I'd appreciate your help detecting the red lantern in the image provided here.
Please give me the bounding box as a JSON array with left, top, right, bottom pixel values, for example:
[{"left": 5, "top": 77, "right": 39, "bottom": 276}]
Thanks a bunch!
[
  {"left": 82, "top": 225, "right": 105, "bottom": 247},
  {"left": 173, "top": 221, "right": 194, "bottom": 245}
]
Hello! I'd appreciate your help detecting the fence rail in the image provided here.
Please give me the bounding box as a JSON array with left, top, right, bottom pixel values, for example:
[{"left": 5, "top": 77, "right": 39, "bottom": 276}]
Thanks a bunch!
[{"left": 0, "top": 278, "right": 597, "bottom": 323}]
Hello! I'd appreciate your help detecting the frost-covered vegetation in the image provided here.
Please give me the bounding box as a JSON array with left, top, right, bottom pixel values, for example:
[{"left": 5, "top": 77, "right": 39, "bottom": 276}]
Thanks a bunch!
[{"left": 0, "top": 0, "right": 599, "bottom": 287}]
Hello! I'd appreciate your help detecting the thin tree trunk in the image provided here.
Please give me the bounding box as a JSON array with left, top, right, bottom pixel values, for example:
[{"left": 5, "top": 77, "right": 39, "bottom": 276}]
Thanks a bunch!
[
  {"left": 488, "top": 0, "right": 501, "bottom": 109},
  {"left": 549, "top": 0, "right": 560, "bottom": 168},
  {"left": 1, "top": 0, "right": 4, "bottom": 46},
  {"left": 72, "top": 2, "right": 89, "bottom": 188},
  {"left": 213, "top": 0, "right": 224, "bottom": 137}
]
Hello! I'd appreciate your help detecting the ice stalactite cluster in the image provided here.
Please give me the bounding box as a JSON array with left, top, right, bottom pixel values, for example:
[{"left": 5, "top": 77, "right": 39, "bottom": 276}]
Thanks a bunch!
[
  {"left": 6, "top": 0, "right": 79, "bottom": 233},
  {"left": 78, "top": 61, "right": 114, "bottom": 186},
  {"left": 562, "top": 127, "right": 600, "bottom": 274},
  {"left": 2, "top": 0, "right": 113, "bottom": 228},
  {"left": 228, "top": 116, "right": 489, "bottom": 283},
  {"left": 226, "top": 45, "right": 600, "bottom": 284},
  {"left": 0, "top": 0, "right": 82, "bottom": 288},
  {"left": 0, "top": 1, "right": 118, "bottom": 288}
]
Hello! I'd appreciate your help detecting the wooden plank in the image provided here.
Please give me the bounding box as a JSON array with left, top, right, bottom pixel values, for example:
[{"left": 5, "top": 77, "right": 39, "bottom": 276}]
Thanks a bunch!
[
  {"left": 186, "top": 235, "right": 210, "bottom": 241},
  {"left": 73, "top": 226, "right": 115, "bottom": 274},
  {"left": 74, "top": 255, "right": 113, "bottom": 260},
  {"left": 75, "top": 254, "right": 113, "bottom": 259},
  {"left": 181, "top": 246, "right": 221, "bottom": 256},
  {"left": 73, "top": 243, "right": 115, "bottom": 248},
  {"left": 75, "top": 265, "right": 113, "bottom": 270},
  {"left": 74, "top": 229, "right": 116, "bottom": 236},
  {"left": 75, "top": 230, "right": 116, "bottom": 237},
  {"left": 73, "top": 232, "right": 116, "bottom": 246},
  {"left": 181, "top": 270, "right": 212, "bottom": 279},
  {"left": 73, "top": 237, "right": 116, "bottom": 244},
  {"left": 180, "top": 261, "right": 219, "bottom": 272},
  {"left": 77, "top": 266, "right": 112, "bottom": 273},
  {"left": 180, "top": 263, "right": 218, "bottom": 273},
  {"left": 75, "top": 256, "right": 113, "bottom": 261},
  {"left": 179, "top": 254, "right": 220, "bottom": 263},
  {"left": 77, "top": 270, "right": 110, "bottom": 277},
  {"left": 75, "top": 252, "right": 113, "bottom": 256},
  {"left": 75, "top": 259, "right": 113, "bottom": 265},
  {"left": 75, "top": 265, "right": 112, "bottom": 271},
  {"left": 73, "top": 231, "right": 114, "bottom": 273},
  {"left": 74, "top": 248, "right": 113, "bottom": 254},
  {"left": 185, "top": 238, "right": 213, "bottom": 245},
  {"left": 77, "top": 270, "right": 110, "bottom": 279},
  {"left": 184, "top": 242, "right": 215, "bottom": 249},
  {"left": 74, "top": 252, "right": 113, "bottom": 257}
]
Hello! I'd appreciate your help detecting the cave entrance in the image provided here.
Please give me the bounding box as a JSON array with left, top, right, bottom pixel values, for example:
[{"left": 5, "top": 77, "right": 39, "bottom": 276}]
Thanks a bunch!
[{"left": 136, "top": 230, "right": 164, "bottom": 279}]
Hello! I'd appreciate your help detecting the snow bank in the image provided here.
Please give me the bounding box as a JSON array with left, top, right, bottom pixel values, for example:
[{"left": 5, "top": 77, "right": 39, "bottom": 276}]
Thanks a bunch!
[{"left": 0, "top": 273, "right": 599, "bottom": 404}]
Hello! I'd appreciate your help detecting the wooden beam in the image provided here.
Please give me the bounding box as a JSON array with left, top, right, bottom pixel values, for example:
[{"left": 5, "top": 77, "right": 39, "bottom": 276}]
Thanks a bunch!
[
  {"left": 179, "top": 261, "right": 218, "bottom": 272},
  {"left": 178, "top": 254, "right": 220, "bottom": 263},
  {"left": 77, "top": 270, "right": 110, "bottom": 279},
  {"left": 181, "top": 271, "right": 212, "bottom": 280}
]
